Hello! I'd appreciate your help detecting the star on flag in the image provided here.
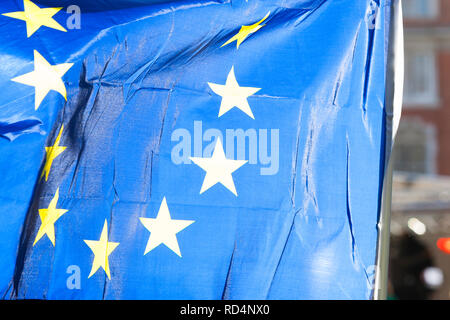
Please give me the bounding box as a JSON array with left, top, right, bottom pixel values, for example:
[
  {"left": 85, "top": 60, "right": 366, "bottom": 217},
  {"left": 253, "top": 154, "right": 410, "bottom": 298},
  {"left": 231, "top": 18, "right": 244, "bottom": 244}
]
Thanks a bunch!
[
  {"left": 208, "top": 66, "right": 261, "bottom": 119},
  {"left": 12, "top": 50, "right": 73, "bottom": 110},
  {"left": 221, "top": 11, "right": 270, "bottom": 49},
  {"left": 140, "top": 197, "right": 194, "bottom": 257},
  {"left": 33, "top": 188, "right": 68, "bottom": 247},
  {"left": 2, "top": 0, "right": 66, "bottom": 37},
  {"left": 84, "top": 220, "right": 120, "bottom": 279},
  {"left": 40, "top": 125, "right": 66, "bottom": 181},
  {"left": 190, "top": 139, "right": 248, "bottom": 196}
]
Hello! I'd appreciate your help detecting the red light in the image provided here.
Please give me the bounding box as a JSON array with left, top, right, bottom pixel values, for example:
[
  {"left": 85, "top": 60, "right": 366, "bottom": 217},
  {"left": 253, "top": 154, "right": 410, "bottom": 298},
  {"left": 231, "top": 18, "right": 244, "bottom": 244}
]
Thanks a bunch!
[{"left": 437, "top": 238, "right": 450, "bottom": 254}]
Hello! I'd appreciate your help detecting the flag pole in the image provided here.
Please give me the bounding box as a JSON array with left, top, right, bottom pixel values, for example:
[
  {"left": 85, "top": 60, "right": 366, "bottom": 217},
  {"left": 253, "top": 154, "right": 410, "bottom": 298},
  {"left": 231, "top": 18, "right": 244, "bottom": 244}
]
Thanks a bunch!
[{"left": 373, "top": 0, "right": 404, "bottom": 300}]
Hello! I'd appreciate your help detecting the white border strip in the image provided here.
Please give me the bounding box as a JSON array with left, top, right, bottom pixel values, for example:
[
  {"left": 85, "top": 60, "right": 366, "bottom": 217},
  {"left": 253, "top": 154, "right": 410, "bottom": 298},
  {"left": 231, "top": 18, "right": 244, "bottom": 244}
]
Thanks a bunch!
[{"left": 373, "top": 0, "right": 404, "bottom": 300}]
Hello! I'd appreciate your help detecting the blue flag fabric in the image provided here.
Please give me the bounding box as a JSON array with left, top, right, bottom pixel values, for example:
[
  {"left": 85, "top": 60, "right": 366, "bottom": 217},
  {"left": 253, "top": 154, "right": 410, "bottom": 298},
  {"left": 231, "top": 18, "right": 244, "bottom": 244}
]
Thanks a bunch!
[{"left": 0, "top": 0, "right": 391, "bottom": 299}]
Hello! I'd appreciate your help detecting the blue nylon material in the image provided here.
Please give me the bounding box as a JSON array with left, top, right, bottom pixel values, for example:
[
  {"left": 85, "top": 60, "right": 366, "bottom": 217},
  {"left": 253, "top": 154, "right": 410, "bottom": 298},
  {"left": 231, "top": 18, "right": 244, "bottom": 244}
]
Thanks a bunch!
[{"left": 0, "top": 0, "right": 390, "bottom": 299}]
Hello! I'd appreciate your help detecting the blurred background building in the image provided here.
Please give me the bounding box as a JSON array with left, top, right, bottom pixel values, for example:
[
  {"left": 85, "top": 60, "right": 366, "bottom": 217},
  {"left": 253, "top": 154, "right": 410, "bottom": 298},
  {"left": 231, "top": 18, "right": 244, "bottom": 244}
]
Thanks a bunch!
[{"left": 389, "top": 0, "right": 450, "bottom": 300}]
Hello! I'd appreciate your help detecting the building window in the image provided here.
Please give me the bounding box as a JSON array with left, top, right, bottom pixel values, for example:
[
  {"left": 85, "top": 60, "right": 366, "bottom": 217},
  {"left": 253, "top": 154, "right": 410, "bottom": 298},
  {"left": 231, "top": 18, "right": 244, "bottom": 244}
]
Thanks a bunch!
[
  {"left": 402, "top": 0, "right": 439, "bottom": 19},
  {"left": 403, "top": 48, "right": 438, "bottom": 107},
  {"left": 393, "top": 119, "right": 436, "bottom": 174}
]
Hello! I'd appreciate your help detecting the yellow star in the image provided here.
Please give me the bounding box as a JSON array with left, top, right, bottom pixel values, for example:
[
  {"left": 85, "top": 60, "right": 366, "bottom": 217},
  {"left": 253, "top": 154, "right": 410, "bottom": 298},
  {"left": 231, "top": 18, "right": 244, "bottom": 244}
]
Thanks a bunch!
[
  {"left": 12, "top": 50, "right": 73, "bottom": 110},
  {"left": 33, "top": 188, "right": 68, "bottom": 247},
  {"left": 84, "top": 220, "right": 119, "bottom": 279},
  {"left": 221, "top": 11, "right": 270, "bottom": 49},
  {"left": 2, "top": 0, "right": 66, "bottom": 37},
  {"left": 40, "top": 125, "right": 66, "bottom": 182}
]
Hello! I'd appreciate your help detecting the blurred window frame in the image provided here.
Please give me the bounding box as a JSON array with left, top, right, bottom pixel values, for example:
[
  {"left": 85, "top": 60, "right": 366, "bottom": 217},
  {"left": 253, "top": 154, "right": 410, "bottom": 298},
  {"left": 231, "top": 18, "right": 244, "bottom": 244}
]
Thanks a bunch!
[
  {"left": 393, "top": 119, "right": 437, "bottom": 174},
  {"left": 403, "top": 44, "right": 439, "bottom": 108},
  {"left": 402, "top": 0, "right": 439, "bottom": 19}
]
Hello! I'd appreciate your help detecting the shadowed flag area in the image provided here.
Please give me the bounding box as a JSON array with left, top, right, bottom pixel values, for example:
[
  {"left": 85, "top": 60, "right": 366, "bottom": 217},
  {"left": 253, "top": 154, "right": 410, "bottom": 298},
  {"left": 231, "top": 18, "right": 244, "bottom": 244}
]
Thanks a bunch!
[{"left": 0, "top": 0, "right": 394, "bottom": 299}]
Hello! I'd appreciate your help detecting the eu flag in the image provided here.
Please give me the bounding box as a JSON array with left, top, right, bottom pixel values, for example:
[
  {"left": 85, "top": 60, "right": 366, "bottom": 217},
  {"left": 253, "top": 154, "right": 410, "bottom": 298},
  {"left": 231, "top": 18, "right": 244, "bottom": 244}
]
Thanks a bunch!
[{"left": 0, "top": 0, "right": 395, "bottom": 299}]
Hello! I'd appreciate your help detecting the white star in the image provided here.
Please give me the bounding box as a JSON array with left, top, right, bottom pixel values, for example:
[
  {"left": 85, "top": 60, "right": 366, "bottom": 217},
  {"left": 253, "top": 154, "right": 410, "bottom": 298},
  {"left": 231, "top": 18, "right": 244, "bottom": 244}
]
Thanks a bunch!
[
  {"left": 12, "top": 50, "right": 73, "bottom": 110},
  {"left": 139, "top": 197, "right": 194, "bottom": 257},
  {"left": 190, "top": 139, "right": 247, "bottom": 196},
  {"left": 208, "top": 66, "right": 261, "bottom": 119}
]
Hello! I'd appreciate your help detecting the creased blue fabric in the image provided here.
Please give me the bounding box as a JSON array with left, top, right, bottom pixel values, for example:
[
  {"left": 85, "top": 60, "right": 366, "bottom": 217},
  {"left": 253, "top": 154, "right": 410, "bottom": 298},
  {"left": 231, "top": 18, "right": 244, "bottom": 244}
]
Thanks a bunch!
[{"left": 0, "top": 0, "right": 390, "bottom": 299}]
